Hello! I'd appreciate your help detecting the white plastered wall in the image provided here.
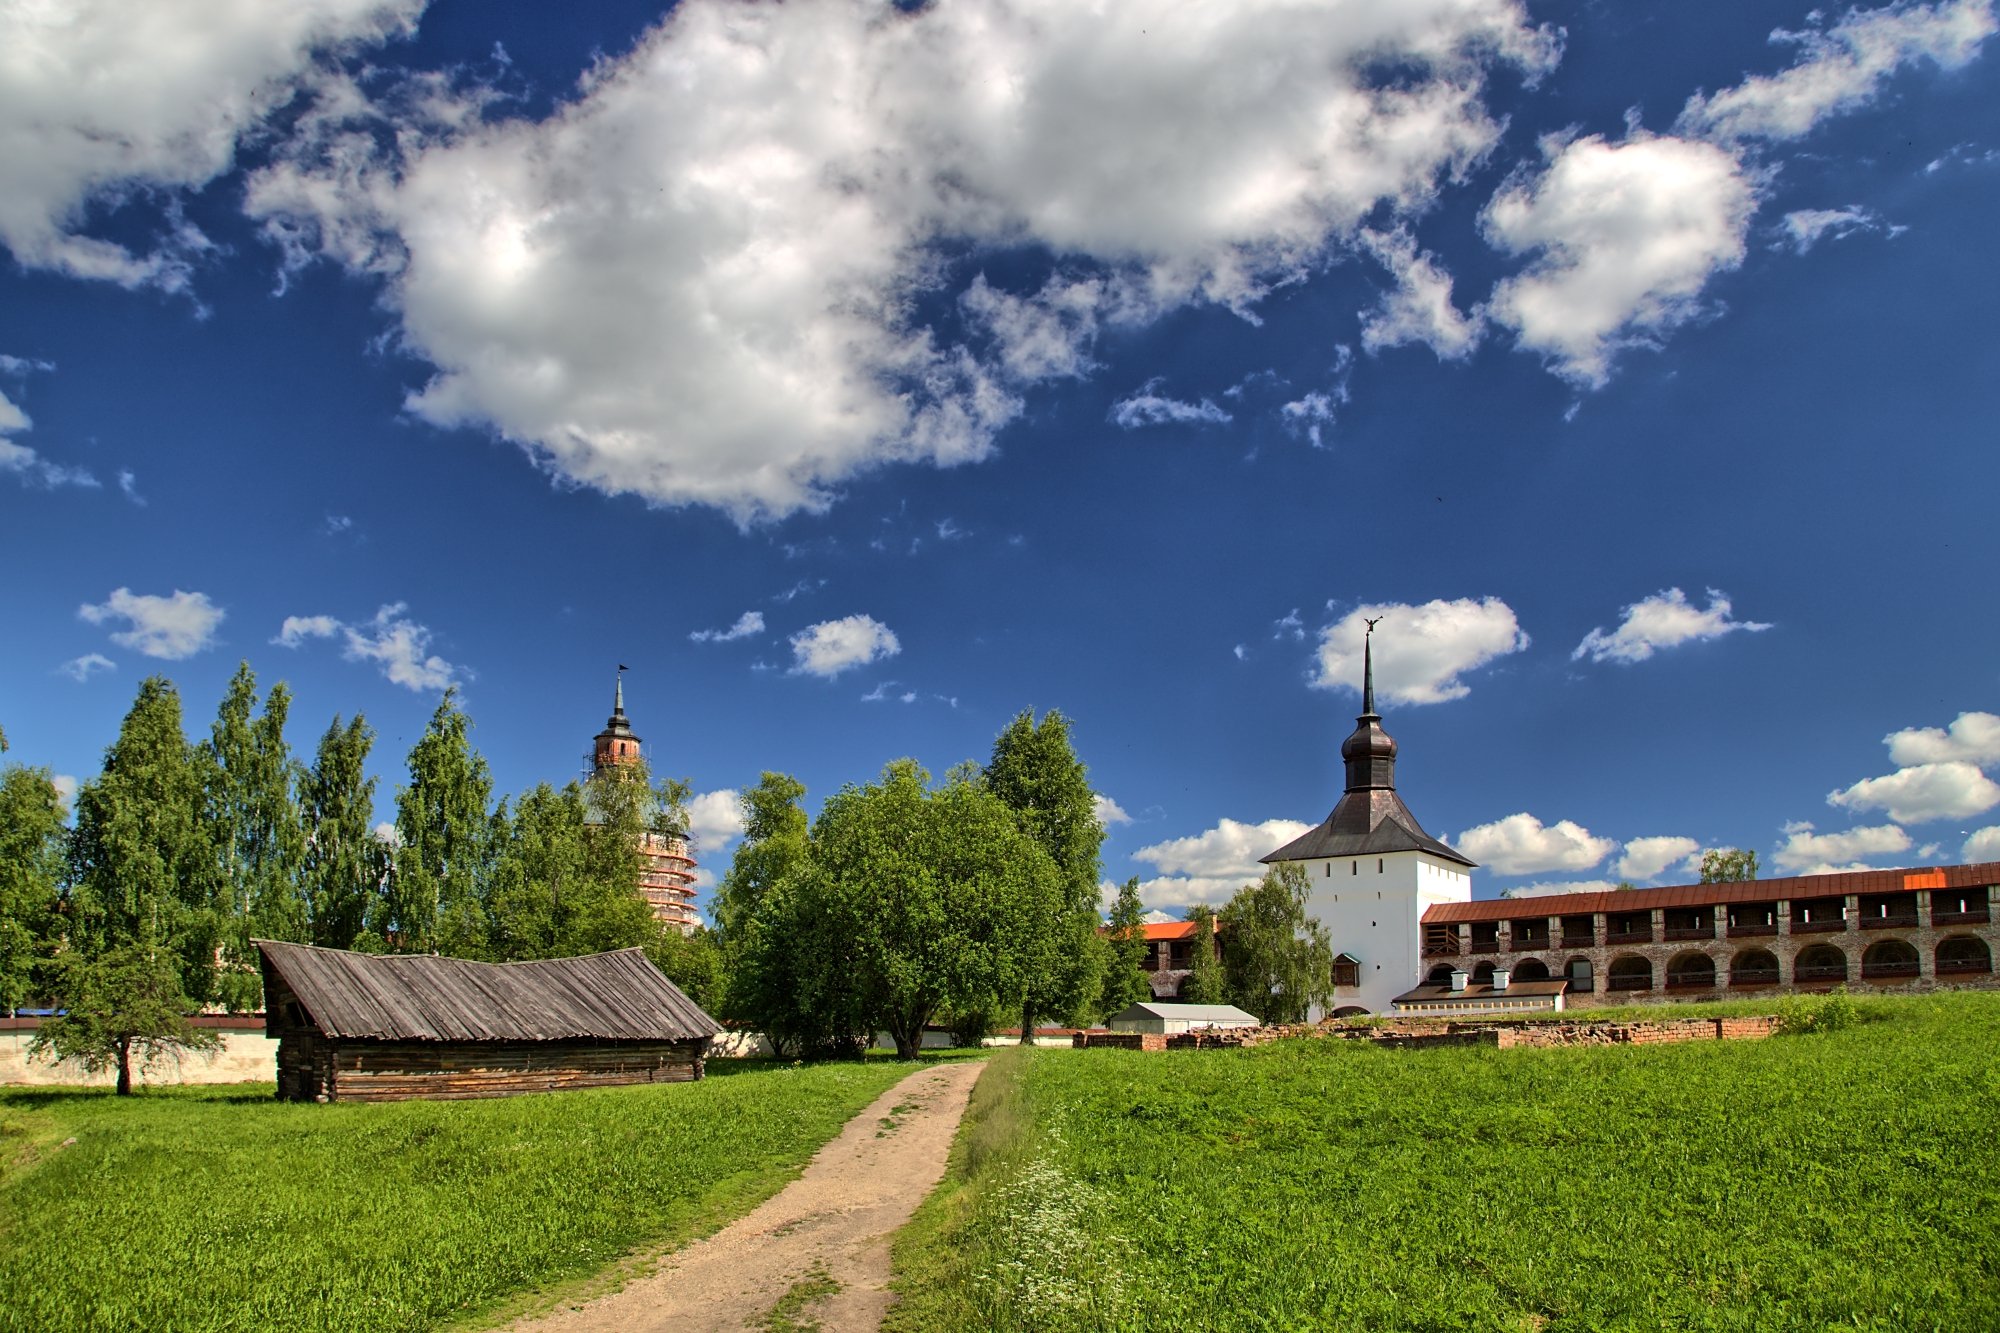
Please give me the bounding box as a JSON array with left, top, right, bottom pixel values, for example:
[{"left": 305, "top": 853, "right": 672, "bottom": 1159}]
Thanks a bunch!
[{"left": 1293, "top": 851, "right": 1473, "bottom": 1015}]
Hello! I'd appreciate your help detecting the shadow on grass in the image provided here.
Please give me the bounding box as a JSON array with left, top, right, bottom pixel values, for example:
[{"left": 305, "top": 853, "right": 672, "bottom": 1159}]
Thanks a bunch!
[{"left": 0, "top": 1082, "right": 275, "bottom": 1111}]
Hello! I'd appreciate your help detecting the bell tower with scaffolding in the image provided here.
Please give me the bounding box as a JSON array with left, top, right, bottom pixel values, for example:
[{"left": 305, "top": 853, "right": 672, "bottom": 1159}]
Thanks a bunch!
[{"left": 589, "top": 668, "right": 700, "bottom": 933}]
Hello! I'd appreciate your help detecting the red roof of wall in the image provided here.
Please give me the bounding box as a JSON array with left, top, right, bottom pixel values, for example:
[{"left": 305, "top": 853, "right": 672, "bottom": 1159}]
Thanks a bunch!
[{"left": 1422, "top": 862, "right": 2000, "bottom": 925}]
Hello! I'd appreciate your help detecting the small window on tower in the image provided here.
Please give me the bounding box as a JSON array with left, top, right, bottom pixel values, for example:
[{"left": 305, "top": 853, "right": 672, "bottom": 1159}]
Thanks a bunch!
[
  {"left": 1377, "top": 858, "right": 1384, "bottom": 873},
  {"left": 1351, "top": 862, "right": 1358, "bottom": 876}
]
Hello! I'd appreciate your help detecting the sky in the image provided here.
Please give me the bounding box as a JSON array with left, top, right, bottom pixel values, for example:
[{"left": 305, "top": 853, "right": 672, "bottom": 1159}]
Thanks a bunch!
[{"left": 4, "top": 0, "right": 1999, "bottom": 916}]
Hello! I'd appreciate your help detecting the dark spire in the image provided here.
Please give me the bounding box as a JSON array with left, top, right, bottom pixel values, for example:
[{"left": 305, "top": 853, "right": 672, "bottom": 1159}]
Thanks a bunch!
[
  {"left": 1259, "top": 618, "right": 1475, "bottom": 868},
  {"left": 1361, "top": 617, "right": 1379, "bottom": 717}
]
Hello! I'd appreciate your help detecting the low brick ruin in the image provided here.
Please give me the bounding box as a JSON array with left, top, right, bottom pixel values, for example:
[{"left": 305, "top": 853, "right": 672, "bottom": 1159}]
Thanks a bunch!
[{"left": 1072, "top": 1014, "right": 1782, "bottom": 1052}]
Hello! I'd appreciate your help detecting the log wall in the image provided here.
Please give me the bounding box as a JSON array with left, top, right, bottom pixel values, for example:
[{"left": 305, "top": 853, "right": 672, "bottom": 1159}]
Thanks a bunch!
[{"left": 273, "top": 1035, "right": 709, "bottom": 1102}]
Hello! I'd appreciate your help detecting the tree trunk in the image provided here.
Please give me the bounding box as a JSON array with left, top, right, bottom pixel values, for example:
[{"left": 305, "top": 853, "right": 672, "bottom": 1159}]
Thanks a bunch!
[
  {"left": 1020, "top": 999, "right": 1037, "bottom": 1048},
  {"left": 115, "top": 1037, "right": 132, "bottom": 1096}
]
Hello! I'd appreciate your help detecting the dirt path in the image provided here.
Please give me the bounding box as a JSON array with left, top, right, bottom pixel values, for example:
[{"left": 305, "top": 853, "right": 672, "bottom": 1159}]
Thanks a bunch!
[{"left": 508, "top": 1059, "right": 985, "bottom": 1333}]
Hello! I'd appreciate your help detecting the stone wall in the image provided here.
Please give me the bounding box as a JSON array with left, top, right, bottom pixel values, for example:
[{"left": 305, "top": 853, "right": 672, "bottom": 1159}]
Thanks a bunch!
[{"left": 1, "top": 1019, "right": 276, "bottom": 1088}]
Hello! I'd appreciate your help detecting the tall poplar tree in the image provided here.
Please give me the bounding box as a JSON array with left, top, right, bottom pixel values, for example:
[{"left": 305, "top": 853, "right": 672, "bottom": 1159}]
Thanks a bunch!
[
  {"left": 298, "top": 714, "right": 381, "bottom": 950},
  {"left": 45, "top": 678, "right": 221, "bottom": 1089},
  {"left": 0, "top": 762, "right": 67, "bottom": 1014},
  {"left": 67, "top": 677, "right": 216, "bottom": 1001},
  {"left": 386, "top": 689, "right": 494, "bottom": 956},
  {"left": 199, "top": 663, "right": 304, "bottom": 1009},
  {"left": 984, "top": 709, "right": 1105, "bottom": 1036}
]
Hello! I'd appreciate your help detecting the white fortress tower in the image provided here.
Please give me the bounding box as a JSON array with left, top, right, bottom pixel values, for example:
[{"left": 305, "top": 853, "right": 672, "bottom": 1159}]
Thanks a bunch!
[{"left": 1261, "top": 624, "right": 1475, "bottom": 1014}]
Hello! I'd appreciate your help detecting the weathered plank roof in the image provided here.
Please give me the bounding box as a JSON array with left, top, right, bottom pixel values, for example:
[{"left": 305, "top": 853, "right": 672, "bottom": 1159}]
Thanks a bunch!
[
  {"left": 254, "top": 941, "right": 721, "bottom": 1042},
  {"left": 1421, "top": 861, "right": 2000, "bottom": 924}
]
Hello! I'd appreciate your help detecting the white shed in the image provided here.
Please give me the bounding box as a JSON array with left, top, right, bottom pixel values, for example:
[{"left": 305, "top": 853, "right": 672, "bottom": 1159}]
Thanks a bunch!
[{"left": 1106, "top": 1002, "right": 1260, "bottom": 1035}]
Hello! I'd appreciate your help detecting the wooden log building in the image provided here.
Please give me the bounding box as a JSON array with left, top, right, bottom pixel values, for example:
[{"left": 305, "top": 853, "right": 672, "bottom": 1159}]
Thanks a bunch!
[{"left": 255, "top": 940, "right": 722, "bottom": 1103}]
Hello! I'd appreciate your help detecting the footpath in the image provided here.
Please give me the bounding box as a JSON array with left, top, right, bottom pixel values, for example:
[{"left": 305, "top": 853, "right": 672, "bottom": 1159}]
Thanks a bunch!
[{"left": 506, "top": 1059, "right": 985, "bottom": 1333}]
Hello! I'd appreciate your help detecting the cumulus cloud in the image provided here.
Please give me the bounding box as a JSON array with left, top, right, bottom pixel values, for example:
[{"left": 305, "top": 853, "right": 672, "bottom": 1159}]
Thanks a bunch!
[
  {"left": 1885, "top": 711, "right": 2000, "bottom": 767},
  {"left": 1828, "top": 761, "right": 2000, "bottom": 824},
  {"left": 1614, "top": 835, "right": 1704, "bottom": 881},
  {"left": 1109, "top": 380, "right": 1233, "bottom": 430},
  {"left": 1484, "top": 133, "right": 1757, "bottom": 387},
  {"left": 1679, "top": 0, "right": 1997, "bottom": 143},
  {"left": 1129, "top": 816, "right": 1312, "bottom": 908},
  {"left": 50, "top": 774, "right": 79, "bottom": 812},
  {"left": 78, "top": 587, "right": 224, "bottom": 660},
  {"left": 274, "top": 603, "right": 463, "bottom": 691},
  {"left": 1455, "top": 813, "right": 1616, "bottom": 876},
  {"left": 1359, "top": 227, "right": 1482, "bottom": 359},
  {"left": 59, "top": 652, "right": 116, "bottom": 683},
  {"left": 1093, "top": 794, "right": 1133, "bottom": 827},
  {"left": 1573, "top": 587, "right": 1772, "bottom": 664},
  {"left": 1965, "top": 826, "right": 2000, "bottom": 862},
  {"left": 246, "top": 0, "right": 1557, "bottom": 522},
  {"left": 690, "top": 611, "right": 766, "bottom": 644},
  {"left": 685, "top": 788, "right": 746, "bottom": 854},
  {"left": 789, "top": 614, "right": 900, "bottom": 678},
  {"left": 1501, "top": 879, "right": 1619, "bottom": 899},
  {"left": 1779, "top": 206, "right": 1895, "bottom": 253},
  {"left": 1773, "top": 820, "right": 1913, "bottom": 873},
  {"left": 1314, "top": 598, "right": 1529, "bottom": 705},
  {"left": 1, "top": 381, "right": 99, "bottom": 490},
  {"left": 0, "top": 0, "right": 424, "bottom": 288}
]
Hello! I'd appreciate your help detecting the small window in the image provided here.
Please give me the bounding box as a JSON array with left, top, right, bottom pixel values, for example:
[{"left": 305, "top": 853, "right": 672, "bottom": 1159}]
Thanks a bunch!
[
  {"left": 1351, "top": 862, "right": 1358, "bottom": 876},
  {"left": 1377, "top": 858, "right": 1384, "bottom": 873},
  {"left": 1325, "top": 862, "right": 1330, "bottom": 876}
]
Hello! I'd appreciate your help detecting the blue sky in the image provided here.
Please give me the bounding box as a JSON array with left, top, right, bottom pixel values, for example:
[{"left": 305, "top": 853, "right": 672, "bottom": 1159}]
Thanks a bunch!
[{"left": 5, "top": 0, "right": 1999, "bottom": 914}]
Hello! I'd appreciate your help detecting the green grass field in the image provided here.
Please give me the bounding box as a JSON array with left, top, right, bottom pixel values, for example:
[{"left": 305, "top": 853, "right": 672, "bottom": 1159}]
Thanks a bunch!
[
  {"left": 0, "top": 1060, "right": 913, "bottom": 1333},
  {"left": 891, "top": 993, "right": 2000, "bottom": 1332}
]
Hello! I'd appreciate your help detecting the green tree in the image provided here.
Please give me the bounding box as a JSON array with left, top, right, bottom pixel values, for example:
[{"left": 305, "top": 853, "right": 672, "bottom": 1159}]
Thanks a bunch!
[
  {"left": 1218, "top": 864, "right": 1334, "bottom": 1024},
  {"left": 1182, "top": 905, "right": 1224, "bottom": 1004},
  {"left": 487, "top": 780, "right": 656, "bottom": 961},
  {"left": 67, "top": 677, "right": 217, "bottom": 1004},
  {"left": 298, "top": 715, "right": 382, "bottom": 950},
  {"left": 1098, "top": 877, "right": 1153, "bottom": 1018},
  {"left": 712, "top": 772, "right": 809, "bottom": 945},
  {"left": 810, "top": 760, "right": 1062, "bottom": 1059},
  {"left": 1699, "top": 848, "right": 1759, "bottom": 883},
  {"left": 386, "top": 690, "right": 494, "bottom": 956},
  {"left": 646, "top": 926, "right": 726, "bottom": 1014},
  {"left": 983, "top": 709, "right": 1105, "bottom": 1036},
  {"left": 31, "top": 945, "right": 220, "bottom": 1095},
  {"left": 0, "top": 764, "right": 67, "bottom": 1014},
  {"left": 198, "top": 663, "right": 304, "bottom": 1009}
]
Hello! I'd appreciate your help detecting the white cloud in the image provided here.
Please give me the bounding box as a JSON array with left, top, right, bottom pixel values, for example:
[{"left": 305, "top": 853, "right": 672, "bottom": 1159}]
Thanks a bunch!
[
  {"left": 1484, "top": 133, "right": 1757, "bottom": 387},
  {"left": 116, "top": 469, "right": 144, "bottom": 505},
  {"left": 1279, "top": 348, "right": 1356, "bottom": 449},
  {"left": 1614, "top": 835, "right": 1704, "bottom": 881},
  {"left": 1501, "top": 879, "right": 1619, "bottom": 899},
  {"left": 50, "top": 774, "right": 78, "bottom": 812},
  {"left": 1679, "top": 0, "right": 1997, "bottom": 144},
  {"left": 860, "top": 680, "right": 919, "bottom": 704},
  {"left": 0, "top": 0, "right": 423, "bottom": 289},
  {"left": 690, "top": 611, "right": 766, "bottom": 644},
  {"left": 59, "top": 652, "right": 116, "bottom": 683},
  {"left": 1273, "top": 610, "right": 1306, "bottom": 642},
  {"left": 1313, "top": 598, "right": 1529, "bottom": 705},
  {"left": 789, "top": 614, "right": 900, "bottom": 678},
  {"left": 685, "top": 788, "right": 746, "bottom": 856},
  {"left": 1110, "top": 379, "right": 1233, "bottom": 430},
  {"left": 1774, "top": 820, "right": 1913, "bottom": 873},
  {"left": 1572, "top": 586, "right": 1772, "bottom": 664},
  {"left": 1779, "top": 206, "right": 1894, "bottom": 253},
  {"left": 1359, "top": 227, "right": 1482, "bottom": 359},
  {"left": 1130, "top": 816, "right": 1313, "bottom": 908},
  {"left": 1093, "top": 794, "right": 1132, "bottom": 827},
  {"left": 274, "top": 604, "right": 462, "bottom": 691},
  {"left": 1964, "top": 826, "right": 2000, "bottom": 862},
  {"left": 1828, "top": 761, "right": 2000, "bottom": 824},
  {"left": 78, "top": 587, "right": 224, "bottom": 660},
  {"left": 1455, "top": 813, "right": 1616, "bottom": 876},
  {"left": 1886, "top": 711, "right": 2000, "bottom": 767},
  {"left": 248, "top": 0, "right": 1557, "bottom": 522},
  {"left": 1, "top": 383, "right": 100, "bottom": 490},
  {"left": 772, "top": 578, "right": 827, "bottom": 604}
]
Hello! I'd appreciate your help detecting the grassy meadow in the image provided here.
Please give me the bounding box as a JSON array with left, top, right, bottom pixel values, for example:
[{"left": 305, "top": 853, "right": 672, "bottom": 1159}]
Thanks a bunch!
[
  {"left": 0, "top": 1060, "right": 915, "bottom": 1333},
  {"left": 891, "top": 993, "right": 2000, "bottom": 1331}
]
